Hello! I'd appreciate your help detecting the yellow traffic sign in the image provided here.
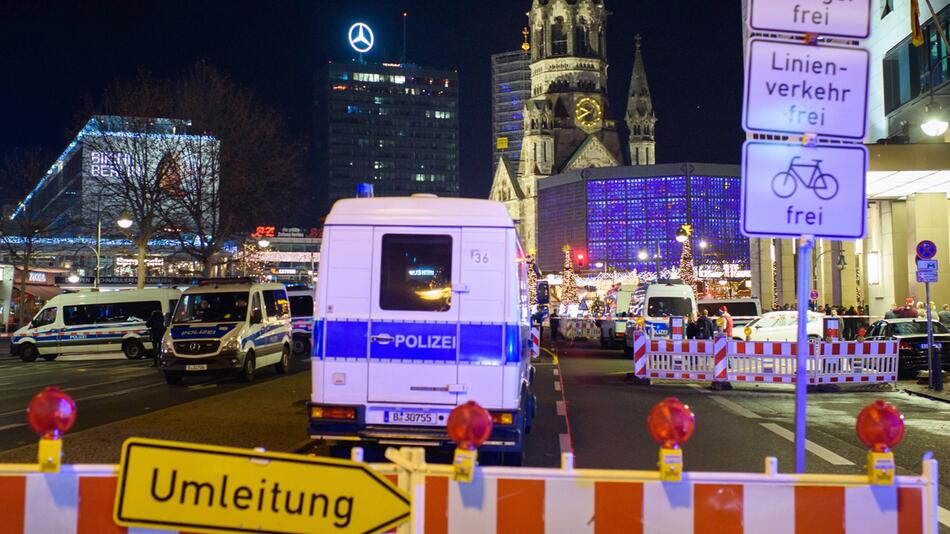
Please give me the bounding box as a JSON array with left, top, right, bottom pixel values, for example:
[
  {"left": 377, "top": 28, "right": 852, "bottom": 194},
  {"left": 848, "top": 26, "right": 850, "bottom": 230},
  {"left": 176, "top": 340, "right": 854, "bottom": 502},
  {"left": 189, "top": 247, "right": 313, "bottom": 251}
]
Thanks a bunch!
[{"left": 113, "top": 438, "right": 410, "bottom": 534}]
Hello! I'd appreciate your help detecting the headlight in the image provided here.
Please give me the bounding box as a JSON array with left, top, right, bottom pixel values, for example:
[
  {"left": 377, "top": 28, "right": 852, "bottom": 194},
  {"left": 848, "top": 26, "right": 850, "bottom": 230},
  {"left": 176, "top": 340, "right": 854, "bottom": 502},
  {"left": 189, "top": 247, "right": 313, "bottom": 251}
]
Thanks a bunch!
[
  {"left": 161, "top": 337, "right": 173, "bottom": 353},
  {"left": 222, "top": 337, "right": 240, "bottom": 351}
]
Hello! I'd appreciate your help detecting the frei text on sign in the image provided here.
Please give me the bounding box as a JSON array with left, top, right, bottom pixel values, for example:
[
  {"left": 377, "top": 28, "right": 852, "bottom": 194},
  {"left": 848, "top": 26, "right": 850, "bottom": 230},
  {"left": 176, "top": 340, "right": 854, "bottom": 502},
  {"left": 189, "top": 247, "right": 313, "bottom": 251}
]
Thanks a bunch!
[{"left": 748, "top": 0, "right": 871, "bottom": 39}]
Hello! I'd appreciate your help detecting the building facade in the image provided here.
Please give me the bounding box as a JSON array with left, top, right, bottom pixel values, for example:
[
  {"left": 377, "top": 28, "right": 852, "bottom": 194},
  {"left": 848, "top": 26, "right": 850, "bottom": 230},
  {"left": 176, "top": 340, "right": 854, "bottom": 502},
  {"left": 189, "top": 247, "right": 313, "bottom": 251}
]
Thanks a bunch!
[
  {"left": 491, "top": 49, "right": 532, "bottom": 171},
  {"left": 489, "top": 0, "right": 657, "bottom": 254},
  {"left": 536, "top": 164, "right": 748, "bottom": 280},
  {"left": 315, "top": 61, "right": 460, "bottom": 214}
]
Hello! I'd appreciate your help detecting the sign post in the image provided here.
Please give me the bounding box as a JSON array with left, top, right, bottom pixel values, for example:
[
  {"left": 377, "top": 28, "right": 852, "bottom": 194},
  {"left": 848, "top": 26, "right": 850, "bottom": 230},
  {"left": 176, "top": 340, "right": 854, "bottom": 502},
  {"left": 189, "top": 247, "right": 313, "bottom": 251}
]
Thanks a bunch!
[
  {"left": 743, "top": 0, "right": 872, "bottom": 473},
  {"left": 916, "top": 241, "right": 942, "bottom": 392}
]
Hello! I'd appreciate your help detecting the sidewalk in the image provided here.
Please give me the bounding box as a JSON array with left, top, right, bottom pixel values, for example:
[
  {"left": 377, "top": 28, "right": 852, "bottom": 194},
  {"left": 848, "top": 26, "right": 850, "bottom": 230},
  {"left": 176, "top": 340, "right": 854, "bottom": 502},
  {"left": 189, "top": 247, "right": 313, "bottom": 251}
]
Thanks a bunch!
[
  {"left": 900, "top": 376, "right": 950, "bottom": 403},
  {"left": 0, "top": 372, "right": 313, "bottom": 464}
]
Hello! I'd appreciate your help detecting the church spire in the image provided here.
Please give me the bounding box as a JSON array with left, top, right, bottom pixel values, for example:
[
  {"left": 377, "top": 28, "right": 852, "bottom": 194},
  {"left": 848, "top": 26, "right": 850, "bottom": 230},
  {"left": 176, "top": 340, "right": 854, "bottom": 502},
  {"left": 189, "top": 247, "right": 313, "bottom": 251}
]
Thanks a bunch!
[{"left": 626, "top": 35, "right": 657, "bottom": 166}]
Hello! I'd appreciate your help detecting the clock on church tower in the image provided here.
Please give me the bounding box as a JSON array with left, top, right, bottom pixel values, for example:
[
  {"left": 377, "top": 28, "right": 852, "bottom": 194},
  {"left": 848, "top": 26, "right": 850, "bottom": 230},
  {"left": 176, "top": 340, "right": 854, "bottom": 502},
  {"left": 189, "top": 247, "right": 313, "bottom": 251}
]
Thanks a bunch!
[{"left": 574, "top": 96, "right": 602, "bottom": 131}]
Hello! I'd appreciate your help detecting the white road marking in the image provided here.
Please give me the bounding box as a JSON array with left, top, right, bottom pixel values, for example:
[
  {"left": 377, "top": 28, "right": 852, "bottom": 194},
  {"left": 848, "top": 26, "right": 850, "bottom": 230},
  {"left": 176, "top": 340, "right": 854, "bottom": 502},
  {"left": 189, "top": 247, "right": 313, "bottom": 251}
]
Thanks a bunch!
[
  {"left": 939, "top": 506, "right": 950, "bottom": 528},
  {"left": 0, "top": 382, "right": 166, "bottom": 418},
  {"left": 553, "top": 368, "right": 559, "bottom": 377},
  {"left": 687, "top": 384, "right": 763, "bottom": 419},
  {"left": 556, "top": 400, "right": 566, "bottom": 416},
  {"left": 759, "top": 422, "right": 855, "bottom": 466},
  {"left": 186, "top": 383, "right": 218, "bottom": 391},
  {"left": 559, "top": 433, "right": 571, "bottom": 454},
  {"left": 554, "top": 381, "right": 561, "bottom": 392},
  {"left": 0, "top": 423, "right": 26, "bottom": 432}
]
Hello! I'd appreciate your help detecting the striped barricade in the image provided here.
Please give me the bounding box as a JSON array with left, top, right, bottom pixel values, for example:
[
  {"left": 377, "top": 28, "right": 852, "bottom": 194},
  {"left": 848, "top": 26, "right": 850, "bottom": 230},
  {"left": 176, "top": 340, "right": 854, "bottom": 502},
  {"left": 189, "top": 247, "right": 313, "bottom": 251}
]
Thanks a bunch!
[
  {"left": 814, "top": 341, "right": 899, "bottom": 384},
  {"left": 646, "top": 339, "right": 715, "bottom": 381},
  {"left": 729, "top": 341, "right": 818, "bottom": 384},
  {"left": 530, "top": 327, "right": 540, "bottom": 359},
  {"left": 3, "top": 458, "right": 938, "bottom": 534}
]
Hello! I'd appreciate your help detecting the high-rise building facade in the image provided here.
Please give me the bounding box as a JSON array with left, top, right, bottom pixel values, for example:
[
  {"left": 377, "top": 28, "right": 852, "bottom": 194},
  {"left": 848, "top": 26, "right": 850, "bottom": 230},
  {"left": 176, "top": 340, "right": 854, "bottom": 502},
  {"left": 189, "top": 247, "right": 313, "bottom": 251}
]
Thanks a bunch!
[
  {"left": 491, "top": 50, "right": 531, "bottom": 171},
  {"left": 315, "top": 61, "right": 460, "bottom": 214}
]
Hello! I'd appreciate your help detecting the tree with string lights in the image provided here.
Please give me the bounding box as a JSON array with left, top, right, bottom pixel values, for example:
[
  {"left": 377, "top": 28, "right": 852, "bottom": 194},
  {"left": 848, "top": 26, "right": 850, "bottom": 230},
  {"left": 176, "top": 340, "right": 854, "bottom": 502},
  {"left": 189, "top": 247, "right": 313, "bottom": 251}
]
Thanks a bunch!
[
  {"left": 676, "top": 224, "right": 698, "bottom": 296},
  {"left": 560, "top": 245, "right": 579, "bottom": 305}
]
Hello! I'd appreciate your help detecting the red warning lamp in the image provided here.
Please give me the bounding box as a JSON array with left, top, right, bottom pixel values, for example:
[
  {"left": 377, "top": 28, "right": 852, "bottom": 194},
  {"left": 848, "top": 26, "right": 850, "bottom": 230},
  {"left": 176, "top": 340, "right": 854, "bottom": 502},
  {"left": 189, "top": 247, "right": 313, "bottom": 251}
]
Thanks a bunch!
[
  {"left": 447, "top": 401, "right": 492, "bottom": 450},
  {"left": 856, "top": 400, "right": 904, "bottom": 453},
  {"left": 647, "top": 397, "right": 695, "bottom": 449},
  {"left": 27, "top": 386, "right": 76, "bottom": 440}
]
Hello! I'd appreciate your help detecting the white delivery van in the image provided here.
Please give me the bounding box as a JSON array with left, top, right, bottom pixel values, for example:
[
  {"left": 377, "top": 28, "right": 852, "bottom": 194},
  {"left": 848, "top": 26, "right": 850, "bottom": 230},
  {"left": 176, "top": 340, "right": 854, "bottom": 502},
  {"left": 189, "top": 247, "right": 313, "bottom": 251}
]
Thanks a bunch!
[
  {"left": 158, "top": 280, "right": 292, "bottom": 384},
  {"left": 12, "top": 288, "right": 181, "bottom": 362},
  {"left": 600, "top": 284, "right": 636, "bottom": 348},
  {"left": 745, "top": 311, "right": 824, "bottom": 341},
  {"left": 309, "top": 195, "right": 535, "bottom": 465},
  {"left": 697, "top": 298, "right": 762, "bottom": 328},
  {"left": 287, "top": 285, "right": 315, "bottom": 355},
  {"left": 643, "top": 281, "right": 697, "bottom": 337}
]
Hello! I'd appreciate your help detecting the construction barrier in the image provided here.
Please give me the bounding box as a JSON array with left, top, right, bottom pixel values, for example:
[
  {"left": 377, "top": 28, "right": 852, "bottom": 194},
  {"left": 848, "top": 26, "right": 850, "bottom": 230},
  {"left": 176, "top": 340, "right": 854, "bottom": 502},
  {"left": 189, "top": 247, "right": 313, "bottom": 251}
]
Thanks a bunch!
[
  {"left": 530, "top": 327, "right": 540, "bottom": 359},
  {"left": 631, "top": 333, "right": 898, "bottom": 385}
]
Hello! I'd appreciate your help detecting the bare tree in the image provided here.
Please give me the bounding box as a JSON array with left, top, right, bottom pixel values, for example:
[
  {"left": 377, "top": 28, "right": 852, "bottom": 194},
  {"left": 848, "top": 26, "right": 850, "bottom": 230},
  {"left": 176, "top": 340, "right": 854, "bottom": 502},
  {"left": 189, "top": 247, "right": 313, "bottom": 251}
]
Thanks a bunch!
[{"left": 0, "top": 149, "right": 55, "bottom": 326}]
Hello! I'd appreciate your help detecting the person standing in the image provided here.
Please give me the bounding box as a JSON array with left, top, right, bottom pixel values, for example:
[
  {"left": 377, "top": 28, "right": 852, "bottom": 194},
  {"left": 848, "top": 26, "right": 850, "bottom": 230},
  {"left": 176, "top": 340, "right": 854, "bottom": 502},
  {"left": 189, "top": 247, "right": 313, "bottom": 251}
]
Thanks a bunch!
[
  {"left": 549, "top": 309, "right": 560, "bottom": 343},
  {"left": 844, "top": 305, "right": 857, "bottom": 340},
  {"left": 719, "top": 306, "right": 734, "bottom": 339},
  {"left": 696, "top": 310, "right": 715, "bottom": 340},
  {"left": 939, "top": 305, "right": 950, "bottom": 327},
  {"left": 686, "top": 313, "right": 698, "bottom": 340},
  {"left": 884, "top": 304, "right": 898, "bottom": 320},
  {"left": 147, "top": 310, "right": 166, "bottom": 367}
]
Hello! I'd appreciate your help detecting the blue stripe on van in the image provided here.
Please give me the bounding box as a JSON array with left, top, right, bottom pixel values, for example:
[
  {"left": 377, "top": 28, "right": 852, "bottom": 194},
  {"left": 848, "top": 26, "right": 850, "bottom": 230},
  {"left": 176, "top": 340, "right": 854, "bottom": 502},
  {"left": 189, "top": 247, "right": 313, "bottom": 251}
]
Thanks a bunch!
[
  {"left": 311, "top": 319, "right": 325, "bottom": 359},
  {"left": 370, "top": 321, "right": 456, "bottom": 361},
  {"left": 325, "top": 320, "right": 368, "bottom": 358},
  {"left": 505, "top": 324, "right": 522, "bottom": 363},
  {"left": 459, "top": 324, "right": 503, "bottom": 363}
]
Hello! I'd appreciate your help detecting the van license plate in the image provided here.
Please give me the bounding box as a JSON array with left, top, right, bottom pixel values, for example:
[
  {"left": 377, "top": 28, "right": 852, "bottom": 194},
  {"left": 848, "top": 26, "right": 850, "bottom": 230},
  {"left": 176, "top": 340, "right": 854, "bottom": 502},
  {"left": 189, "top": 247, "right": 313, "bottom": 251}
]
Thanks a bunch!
[
  {"left": 185, "top": 364, "right": 207, "bottom": 371},
  {"left": 384, "top": 411, "right": 445, "bottom": 426}
]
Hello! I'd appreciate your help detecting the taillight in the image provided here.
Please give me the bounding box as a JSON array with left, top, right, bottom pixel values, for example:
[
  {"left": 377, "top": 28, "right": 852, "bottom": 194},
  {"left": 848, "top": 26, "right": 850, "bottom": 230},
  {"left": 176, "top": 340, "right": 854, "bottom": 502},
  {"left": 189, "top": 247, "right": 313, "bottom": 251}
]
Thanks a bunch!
[
  {"left": 490, "top": 412, "right": 514, "bottom": 425},
  {"left": 899, "top": 342, "right": 913, "bottom": 351},
  {"left": 310, "top": 405, "right": 356, "bottom": 421}
]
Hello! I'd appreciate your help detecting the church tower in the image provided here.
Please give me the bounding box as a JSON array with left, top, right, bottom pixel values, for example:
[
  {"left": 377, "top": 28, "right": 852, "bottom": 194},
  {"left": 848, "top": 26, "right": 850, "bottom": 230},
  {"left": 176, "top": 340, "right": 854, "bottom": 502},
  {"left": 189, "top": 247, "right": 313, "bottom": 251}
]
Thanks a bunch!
[
  {"left": 626, "top": 35, "right": 657, "bottom": 166},
  {"left": 490, "top": 0, "right": 624, "bottom": 253}
]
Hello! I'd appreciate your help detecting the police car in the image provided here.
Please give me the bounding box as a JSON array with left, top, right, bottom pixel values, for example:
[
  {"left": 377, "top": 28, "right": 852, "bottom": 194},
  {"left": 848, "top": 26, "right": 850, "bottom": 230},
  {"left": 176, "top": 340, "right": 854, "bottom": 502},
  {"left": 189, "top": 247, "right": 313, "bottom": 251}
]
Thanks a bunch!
[
  {"left": 11, "top": 288, "right": 181, "bottom": 362},
  {"left": 158, "top": 280, "right": 292, "bottom": 384},
  {"left": 287, "top": 285, "right": 315, "bottom": 355},
  {"left": 308, "top": 194, "right": 535, "bottom": 465}
]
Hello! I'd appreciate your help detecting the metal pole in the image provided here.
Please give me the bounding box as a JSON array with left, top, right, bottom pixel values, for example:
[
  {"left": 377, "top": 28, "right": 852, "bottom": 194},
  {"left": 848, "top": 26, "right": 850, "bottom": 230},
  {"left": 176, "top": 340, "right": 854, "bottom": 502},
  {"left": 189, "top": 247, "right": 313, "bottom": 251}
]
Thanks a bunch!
[
  {"left": 795, "top": 235, "right": 814, "bottom": 473},
  {"left": 926, "top": 282, "right": 941, "bottom": 391},
  {"left": 95, "top": 194, "right": 102, "bottom": 289}
]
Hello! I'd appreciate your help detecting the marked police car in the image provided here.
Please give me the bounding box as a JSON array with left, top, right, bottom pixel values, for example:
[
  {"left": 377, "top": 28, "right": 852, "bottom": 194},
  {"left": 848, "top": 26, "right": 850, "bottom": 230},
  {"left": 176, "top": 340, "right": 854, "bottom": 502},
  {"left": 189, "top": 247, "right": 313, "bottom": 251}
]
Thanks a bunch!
[
  {"left": 11, "top": 288, "right": 181, "bottom": 362},
  {"left": 158, "top": 280, "right": 292, "bottom": 384},
  {"left": 287, "top": 285, "right": 315, "bottom": 355},
  {"left": 308, "top": 194, "right": 535, "bottom": 465}
]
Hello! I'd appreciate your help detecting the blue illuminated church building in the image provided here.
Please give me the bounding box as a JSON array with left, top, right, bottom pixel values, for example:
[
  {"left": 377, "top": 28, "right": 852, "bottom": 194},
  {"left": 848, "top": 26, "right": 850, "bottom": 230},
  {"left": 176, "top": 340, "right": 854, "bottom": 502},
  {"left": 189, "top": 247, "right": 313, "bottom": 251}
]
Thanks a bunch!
[{"left": 490, "top": 0, "right": 746, "bottom": 277}]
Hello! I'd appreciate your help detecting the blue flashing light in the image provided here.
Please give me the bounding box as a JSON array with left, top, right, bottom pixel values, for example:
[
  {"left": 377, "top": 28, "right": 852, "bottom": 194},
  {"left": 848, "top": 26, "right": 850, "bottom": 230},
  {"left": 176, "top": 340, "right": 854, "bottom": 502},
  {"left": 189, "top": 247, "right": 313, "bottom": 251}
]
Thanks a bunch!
[{"left": 356, "top": 183, "right": 374, "bottom": 198}]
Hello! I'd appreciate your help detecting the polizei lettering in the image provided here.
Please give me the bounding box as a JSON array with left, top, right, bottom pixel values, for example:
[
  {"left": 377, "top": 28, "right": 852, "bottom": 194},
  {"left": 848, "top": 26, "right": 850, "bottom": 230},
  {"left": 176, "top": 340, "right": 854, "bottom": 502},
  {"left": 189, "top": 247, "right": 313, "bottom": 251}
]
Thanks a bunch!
[
  {"left": 393, "top": 334, "right": 457, "bottom": 349},
  {"left": 149, "top": 468, "right": 354, "bottom": 528}
]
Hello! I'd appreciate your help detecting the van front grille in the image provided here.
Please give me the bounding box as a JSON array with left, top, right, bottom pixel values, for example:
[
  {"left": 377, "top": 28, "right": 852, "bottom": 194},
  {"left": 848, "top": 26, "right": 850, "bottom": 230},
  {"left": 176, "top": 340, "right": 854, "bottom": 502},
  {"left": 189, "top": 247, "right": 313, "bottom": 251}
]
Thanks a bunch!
[{"left": 174, "top": 340, "right": 220, "bottom": 355}]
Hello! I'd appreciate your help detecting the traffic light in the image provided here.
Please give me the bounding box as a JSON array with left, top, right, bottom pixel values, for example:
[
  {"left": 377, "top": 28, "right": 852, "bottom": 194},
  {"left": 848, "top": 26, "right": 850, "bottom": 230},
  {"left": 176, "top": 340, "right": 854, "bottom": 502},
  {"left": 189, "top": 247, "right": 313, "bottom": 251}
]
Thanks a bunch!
[
  {"left": 537, "top": 281, "right": 550, "bottom": 305},
  {"left": 575, "top": 250, "right": 588, "bottom": 270}
]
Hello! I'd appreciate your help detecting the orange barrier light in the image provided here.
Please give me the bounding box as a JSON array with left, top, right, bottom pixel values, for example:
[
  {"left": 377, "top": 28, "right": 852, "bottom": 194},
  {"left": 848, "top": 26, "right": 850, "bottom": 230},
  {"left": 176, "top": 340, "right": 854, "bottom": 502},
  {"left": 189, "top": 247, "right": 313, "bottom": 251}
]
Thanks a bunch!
[
  {"left": 27, "top": 386, "right": 76, "bottom": 472},
  {"left": 647, "top": 397, "right": 694, "bottom": 481},
  {"left": 447, "top": 401, "right": 492, "bottom": 482},
  {"left": 856, "top": 400, "right": 904, "bottom": 485}
]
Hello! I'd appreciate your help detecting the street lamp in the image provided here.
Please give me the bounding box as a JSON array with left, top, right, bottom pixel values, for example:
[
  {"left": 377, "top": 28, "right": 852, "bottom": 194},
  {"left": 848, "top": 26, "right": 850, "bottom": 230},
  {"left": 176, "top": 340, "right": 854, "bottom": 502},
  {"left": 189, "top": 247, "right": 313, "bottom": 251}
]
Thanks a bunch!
[
  {"left": 921, "top": 106, "right": 948, "bottom": 137},
  {"left": 638, "top": 249, "right": 648, "bottom": 261},
  {"left": 117, "top": 211, "right": 133, "bottom": 230},
  {"left": 257, "top": 238, "right": 271, "bottom": 248},
  {"left": 67, "top": 274, "right": 80, "bottom": 284}
]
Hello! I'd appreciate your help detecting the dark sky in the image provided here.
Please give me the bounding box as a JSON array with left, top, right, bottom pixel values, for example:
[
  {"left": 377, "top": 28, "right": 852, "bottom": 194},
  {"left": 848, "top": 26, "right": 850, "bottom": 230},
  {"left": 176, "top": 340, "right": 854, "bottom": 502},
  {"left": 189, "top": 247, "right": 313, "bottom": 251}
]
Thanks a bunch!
[{"left": 0, "top": 0, "right": 744, "bottom": 206}]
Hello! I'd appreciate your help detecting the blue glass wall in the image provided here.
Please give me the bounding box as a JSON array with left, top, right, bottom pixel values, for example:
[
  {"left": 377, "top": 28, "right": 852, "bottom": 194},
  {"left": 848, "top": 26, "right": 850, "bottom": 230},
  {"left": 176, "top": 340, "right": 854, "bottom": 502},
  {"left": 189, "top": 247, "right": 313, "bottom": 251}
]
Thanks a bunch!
[{"left": 586, "top": 175, "right": 747, "bottom": 272}]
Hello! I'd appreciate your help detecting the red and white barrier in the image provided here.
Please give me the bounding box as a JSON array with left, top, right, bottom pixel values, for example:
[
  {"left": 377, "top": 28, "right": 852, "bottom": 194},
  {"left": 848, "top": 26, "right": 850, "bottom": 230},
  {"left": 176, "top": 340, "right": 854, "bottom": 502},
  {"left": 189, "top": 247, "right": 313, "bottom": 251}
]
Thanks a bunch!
[
  {"left": 530, "top": 327, "right": 540, "bottom": 359},
  {"left": 632, "top": 332, "right": 648, "bottom": 379}
]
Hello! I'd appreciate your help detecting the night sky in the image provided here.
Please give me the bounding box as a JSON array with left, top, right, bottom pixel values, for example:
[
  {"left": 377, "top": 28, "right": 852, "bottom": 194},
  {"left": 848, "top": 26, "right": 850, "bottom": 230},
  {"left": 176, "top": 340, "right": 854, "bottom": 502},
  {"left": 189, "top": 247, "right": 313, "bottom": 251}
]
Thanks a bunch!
[{"left": 0, "top": 0, "right": 744, "bottom": 211}]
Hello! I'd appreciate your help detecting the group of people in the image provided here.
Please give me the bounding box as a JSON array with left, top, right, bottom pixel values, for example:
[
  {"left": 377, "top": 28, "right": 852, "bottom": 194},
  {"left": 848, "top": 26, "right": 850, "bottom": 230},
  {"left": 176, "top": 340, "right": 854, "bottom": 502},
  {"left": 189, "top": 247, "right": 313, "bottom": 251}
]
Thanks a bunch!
[
  {"left": 884, "top": 298, "right": 950, "bottom": 326},
  {"left": 684, "top": 307, "right": 734, "bottom": 340}
]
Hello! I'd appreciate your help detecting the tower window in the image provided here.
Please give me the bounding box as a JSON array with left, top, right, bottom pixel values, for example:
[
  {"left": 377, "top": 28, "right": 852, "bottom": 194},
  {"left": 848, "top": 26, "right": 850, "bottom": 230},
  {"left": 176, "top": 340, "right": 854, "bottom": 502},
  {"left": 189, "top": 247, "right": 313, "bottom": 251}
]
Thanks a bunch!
[
  {"left": 575, "top": 22, "right": 590, "bottom": 57},
  {"left": 552, "top": 18, "right": 567, "bottom": 56}
]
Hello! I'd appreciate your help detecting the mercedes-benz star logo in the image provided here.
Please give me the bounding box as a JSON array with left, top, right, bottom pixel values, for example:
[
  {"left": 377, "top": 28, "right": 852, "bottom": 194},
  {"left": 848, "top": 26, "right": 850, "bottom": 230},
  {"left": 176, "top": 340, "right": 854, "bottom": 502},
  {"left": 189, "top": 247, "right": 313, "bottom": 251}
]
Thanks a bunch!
[
  {"left": 189, "top": 343, "right": 201, "bottom": 352},
  {"left": 348, "top": 22, "right": 374, "bottom": 54}
]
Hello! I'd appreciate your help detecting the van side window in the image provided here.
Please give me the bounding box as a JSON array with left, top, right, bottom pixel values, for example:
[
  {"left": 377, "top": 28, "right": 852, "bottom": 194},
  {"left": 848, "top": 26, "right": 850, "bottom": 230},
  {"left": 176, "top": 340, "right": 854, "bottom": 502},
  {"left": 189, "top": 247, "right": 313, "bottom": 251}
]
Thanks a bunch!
[
  {"left": 33, "top": 307, "right": 57, "bottom": 327},
  {"left": 63, "top": 305, "right": 93, "bottom": 326},
  {"left": 94, "top": 301, "right": 161, "bottom": 323},
  {"left": 250, "top": 293, "right": 263, "bottom": 320},
  {"left": 263, "top": 290, "right": 290, "bottom": 319},
  {"left": 380, "top": 234, "right": 453, "bottom": 312}
]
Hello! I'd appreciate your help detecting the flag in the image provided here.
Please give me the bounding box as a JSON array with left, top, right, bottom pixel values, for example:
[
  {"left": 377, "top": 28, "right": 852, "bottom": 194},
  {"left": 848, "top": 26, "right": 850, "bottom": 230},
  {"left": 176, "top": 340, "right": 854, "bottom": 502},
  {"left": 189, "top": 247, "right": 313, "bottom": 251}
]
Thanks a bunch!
[{"left": 911, "top": 0, "right": 925, "bottom": 47}]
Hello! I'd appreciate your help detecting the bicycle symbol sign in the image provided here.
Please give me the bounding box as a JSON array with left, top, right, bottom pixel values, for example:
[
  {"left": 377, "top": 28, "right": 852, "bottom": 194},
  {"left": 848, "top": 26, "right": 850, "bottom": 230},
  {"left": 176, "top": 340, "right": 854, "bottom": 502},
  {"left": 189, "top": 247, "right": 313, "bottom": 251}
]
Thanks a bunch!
[
  {"left": 772, "top": 157, "right": 839, "bottom": 200},
  {"left": 741, "top": 141, "right": 867, "bottom": 240}
]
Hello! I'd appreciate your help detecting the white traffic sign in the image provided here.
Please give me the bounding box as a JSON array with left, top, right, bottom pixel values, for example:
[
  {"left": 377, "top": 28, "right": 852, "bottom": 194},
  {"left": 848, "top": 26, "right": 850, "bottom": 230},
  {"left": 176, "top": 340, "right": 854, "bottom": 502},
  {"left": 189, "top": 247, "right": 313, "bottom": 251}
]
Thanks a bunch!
[
  {"left": 741, "top": 141, "right": 867, "bottom": 239},
  {"left": 748, "top": 0, "right": 871, "bottom": 39},
  {"left": 743, "top": 39, "right": 870, "bottom": 139},
  {"left": 917, "top": 259, "right": 939, "bottom": 283}
]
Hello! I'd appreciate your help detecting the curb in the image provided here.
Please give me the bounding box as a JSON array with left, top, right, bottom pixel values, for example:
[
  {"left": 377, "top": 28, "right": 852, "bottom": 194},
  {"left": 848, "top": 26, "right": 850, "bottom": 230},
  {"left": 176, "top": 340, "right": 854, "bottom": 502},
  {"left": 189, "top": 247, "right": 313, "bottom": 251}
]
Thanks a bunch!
[{"left": 901, "top": 387, "right": 950, "bottom": 404}]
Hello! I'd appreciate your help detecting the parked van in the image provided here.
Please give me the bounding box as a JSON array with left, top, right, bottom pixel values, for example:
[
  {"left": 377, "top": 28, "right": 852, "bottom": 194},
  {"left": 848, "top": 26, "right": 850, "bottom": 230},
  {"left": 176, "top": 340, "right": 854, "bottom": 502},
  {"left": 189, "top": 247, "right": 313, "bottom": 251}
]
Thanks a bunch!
[
  {"left": 158, "top": 281, "right": 292, "bottom": 384},
  {"left": 643, "top": 281, "right": 697, "bottom": 337},
  {"left": 309, "top": 195, "right": 534, "bottom": 465},
  {"left": 697, "top": 298, "right": 762, "bottom": 328},
  {"left": 11, "top": 288, "right": 181, "bottom": 362},
  {"left": 287, "top": 285, "right": 315, "bottom": 355},
  {"left": 745, "top": 311, "right": 824, "bottom": 341}
]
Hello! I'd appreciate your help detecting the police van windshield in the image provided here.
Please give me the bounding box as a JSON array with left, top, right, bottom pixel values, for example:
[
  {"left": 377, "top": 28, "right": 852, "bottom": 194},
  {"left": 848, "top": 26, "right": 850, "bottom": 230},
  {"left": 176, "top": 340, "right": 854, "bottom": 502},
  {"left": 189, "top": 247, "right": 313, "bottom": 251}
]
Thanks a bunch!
[
  {"left": 647, "top": 297, "right": 692, "bottom": 317},
  {"left": 173, "top": 292, "right": 250, "bottom": 323},
  {"left": 289, "top": 295, "right": 313, "bottom": 317}
]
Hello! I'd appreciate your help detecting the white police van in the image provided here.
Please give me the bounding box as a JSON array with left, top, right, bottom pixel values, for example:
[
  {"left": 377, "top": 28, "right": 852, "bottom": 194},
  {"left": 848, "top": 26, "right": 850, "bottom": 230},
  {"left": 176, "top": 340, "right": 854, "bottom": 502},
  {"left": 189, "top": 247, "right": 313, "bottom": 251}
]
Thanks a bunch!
[
  {"left": 158, "top": 280, "right": 292, "bottom": 384},
  {"left": 308, "top": 195, "right": 535, "bottom": 464},
  {"left": 11, "top": 288, "right": 181, "bottom": 362},
  {"left": 287, "top": 285, "right": 315, "bottom": 355}
]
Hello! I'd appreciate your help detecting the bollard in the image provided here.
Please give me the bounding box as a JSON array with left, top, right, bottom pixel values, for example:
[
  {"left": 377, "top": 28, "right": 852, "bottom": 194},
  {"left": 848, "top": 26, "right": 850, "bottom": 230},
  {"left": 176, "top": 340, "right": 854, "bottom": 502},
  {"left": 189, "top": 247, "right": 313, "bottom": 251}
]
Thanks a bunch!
[
  {"left": 446, "top": 401, "right": 492, "bottom": 483},
  {"left": 27, "top": 386, "right": 76, "bottom": 472},
  {"left": 856, "top": 400, "right": 905, "bottom": 485},
  {"left": 647, "top": 397, "right": 695, "bottom": 482}
]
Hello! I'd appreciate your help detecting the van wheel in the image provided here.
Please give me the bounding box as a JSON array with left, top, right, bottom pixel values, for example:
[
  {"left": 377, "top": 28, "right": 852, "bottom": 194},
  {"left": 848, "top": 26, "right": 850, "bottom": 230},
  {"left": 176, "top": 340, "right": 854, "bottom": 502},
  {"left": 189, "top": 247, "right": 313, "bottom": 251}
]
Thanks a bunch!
[
  {"left": 276, "top": 345, "right": 291, "bottom": 374},
  {"left": 164, "top": 373, "right": 182, "bottom": 385},
  {"left": 20, "top": 344, "right": 39, "bottom": 362},
  {"left": 241, "top": 353, "right": 256, "bottom": 382},
  {"left": 122, "top": 339, "right": 145, "bottom": 359},
  {"left": 292, "top": 337, "right": 310, "bottom": 356},
  {"left": 41, "top": 353, "right": 58, "bottom": 361}
]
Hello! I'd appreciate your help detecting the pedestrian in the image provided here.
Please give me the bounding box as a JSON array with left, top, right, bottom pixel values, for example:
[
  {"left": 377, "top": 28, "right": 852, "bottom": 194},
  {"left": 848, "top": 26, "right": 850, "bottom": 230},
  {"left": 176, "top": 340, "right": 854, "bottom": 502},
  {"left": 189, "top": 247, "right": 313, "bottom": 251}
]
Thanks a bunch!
[
  {"left": 549, "top": 309, "right": 560, "bottom": 342},
  {"left": 939, "top": 305, "right": 950, "bottom": 327},
  {"left": 823, "top": 303, "right": 832, "bottom": 316},
  {"left": 898, "top": 298, "right": 917, "bottom": 319},
  {"left": 146, "top": 309, "right": 166, "bottom": 367},
  {"left": 696, "top": 310, "right": 715, "bottom": 340},
  {"left": 686, "top": 313, "right": 698, "bottom": 340},
  {"left": 844, "top": 305, "right": 857, "bottom": 340},
  {"left": 719, "top": 306, "right": 734, "bottom": 339},
  {"left": 916, "top": 301, "right": 927, "bottom": 319},
  {"left": 884, "top": 304, "right": 898, "bottom": 320}
]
